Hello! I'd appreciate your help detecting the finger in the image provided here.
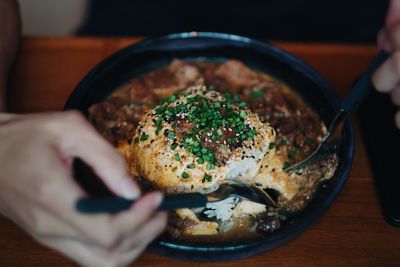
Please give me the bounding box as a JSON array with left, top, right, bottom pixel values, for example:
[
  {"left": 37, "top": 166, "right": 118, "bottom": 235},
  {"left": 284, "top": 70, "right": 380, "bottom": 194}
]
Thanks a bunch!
[
  {"left": 112, "top": 192, "right": 163, "bottom": 235},
  {"left": 28, "top": 144, "right": 119, "bottom": 246},
  {"left": 396, "top": 110, "right": 400, "bottom": 128},
  {"left": 109, "top": 214, "right": 166, "bottom": 267},
  {"left": 55, "top": 111, "right": 140, "bottom": 199},
  {"left": 115, "top": 212, "right": 167, "bottom": 253},
  {"left": 26, "top": 205, "right": 81, "bottom": 240},
  {"left": 372, "top": 52, "right": 400, "bottom": 92},
  {"left": 67, "top": 192, "right": 163, "bottom": 250},
  {"left": 27, "top": 147, "right": 105, "bottom": 242},
  {"left": 390, "top": 85, "right": 400, "bottom": 105},
  {"left": 386, "top": 0, "right": 400, "bottom": 28}
]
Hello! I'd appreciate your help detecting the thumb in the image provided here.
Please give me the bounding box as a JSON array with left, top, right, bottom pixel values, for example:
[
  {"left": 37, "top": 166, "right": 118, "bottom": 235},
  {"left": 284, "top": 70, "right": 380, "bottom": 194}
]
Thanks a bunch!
[{"left": 56, "top": 111, "right": 141, "bottom": 199}]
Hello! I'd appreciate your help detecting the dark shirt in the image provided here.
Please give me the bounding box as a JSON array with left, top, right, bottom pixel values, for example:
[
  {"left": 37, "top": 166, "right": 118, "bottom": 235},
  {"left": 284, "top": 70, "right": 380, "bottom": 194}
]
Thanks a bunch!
[{"left": 78, "top": 0, "right": 388, "bottom": 43}]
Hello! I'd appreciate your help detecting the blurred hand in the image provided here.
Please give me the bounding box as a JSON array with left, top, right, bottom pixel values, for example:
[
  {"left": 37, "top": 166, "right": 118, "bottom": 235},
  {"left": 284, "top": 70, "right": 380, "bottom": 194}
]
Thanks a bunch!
[
  {"left": 373, "top": 0, "right": 400, "bottom": 128},
  {"left": 0, "top": 111, "right": 167, "bottom": 267}
]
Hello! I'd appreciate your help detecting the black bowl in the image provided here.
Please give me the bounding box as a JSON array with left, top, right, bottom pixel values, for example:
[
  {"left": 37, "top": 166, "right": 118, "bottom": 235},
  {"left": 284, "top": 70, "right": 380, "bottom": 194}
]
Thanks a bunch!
[{"left": 65, "top": 32, "right": 355, "bottom": 261}]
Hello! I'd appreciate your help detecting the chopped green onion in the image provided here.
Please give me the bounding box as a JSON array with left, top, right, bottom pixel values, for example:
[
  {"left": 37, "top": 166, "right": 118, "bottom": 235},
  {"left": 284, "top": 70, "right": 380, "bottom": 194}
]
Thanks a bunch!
[
  {"left": 159, "top": 97, "right": 168, "bottom": 104},
  {"left": 140, "top": 133, "right": 149, "bottom": 141},
  {"left": 203, "top": 175, "right": 212, "bottom": 182},
  {"left": 239, "top": 101, "right": 247, "bottom": 107},
  {"left": 269, "top": 142, "right": 276, "bottom": 149},
  {"left": 187, "top": 163, "right": 195, "bottom": 169},
  {"left": 168, "top": 131, "right": 175, "bottom": 139},
  {"left": 250, "top": 90, "right": 264, "bottom": 99},
  {"left": 282, "top": 162, "right": 290, "bottom": 169},
  {"left": 203, "top": 154, "right": 211, "bottom": 161},
  {"left": 182, "top": 172, "right": 189, "bottom": 179},
  {"left": 213, "top": 102, "right": 221, "bottom": 108},
  {"left": 169, "top": 94, "right": 177, "bottom": 103},
  {"left": 206, "top": 163, "right": 214, "bottom": 170},
  {"left": 248, "top": 129, "right": 256, "bottom": 138}
]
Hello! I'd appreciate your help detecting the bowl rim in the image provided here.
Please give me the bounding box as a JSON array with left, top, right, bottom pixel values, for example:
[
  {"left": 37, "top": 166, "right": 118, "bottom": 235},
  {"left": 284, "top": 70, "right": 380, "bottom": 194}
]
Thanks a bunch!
[{"left": 65, "top": 32, "right": 355, "bottom": 261}]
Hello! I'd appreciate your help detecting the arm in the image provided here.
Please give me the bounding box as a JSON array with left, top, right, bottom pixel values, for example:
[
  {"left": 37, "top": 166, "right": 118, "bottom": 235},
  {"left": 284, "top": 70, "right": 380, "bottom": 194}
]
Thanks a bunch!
[
  {"left": 0, "top": 1, "right": 167, "bottom": 266},
  {"left": 0, "top": 0, "right": 21, "bottom": 111}
]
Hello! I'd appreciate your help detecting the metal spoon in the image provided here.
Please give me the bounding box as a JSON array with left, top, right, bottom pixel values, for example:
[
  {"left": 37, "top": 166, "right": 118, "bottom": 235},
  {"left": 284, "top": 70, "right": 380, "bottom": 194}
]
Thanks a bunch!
[
  {"left": 76, "top": 183, "right": 276, "bottom": 214},
  {"left": 285, "top": 50, "right": 390, "bottom": 172}
]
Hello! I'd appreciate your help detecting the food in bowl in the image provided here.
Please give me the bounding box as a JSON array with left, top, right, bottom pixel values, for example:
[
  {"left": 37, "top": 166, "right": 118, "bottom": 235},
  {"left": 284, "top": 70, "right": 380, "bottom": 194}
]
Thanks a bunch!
[{"left": 88, "top": 59, "right": 338, "bottom": 242}]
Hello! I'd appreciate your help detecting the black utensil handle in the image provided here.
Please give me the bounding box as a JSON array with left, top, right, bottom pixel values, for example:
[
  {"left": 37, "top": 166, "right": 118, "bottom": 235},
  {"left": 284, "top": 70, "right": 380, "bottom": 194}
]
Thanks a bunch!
[
  {"left": 342, "top": 50, "right": 390, "bottom": 113},
  {"left": 76, "top": 193, "right": 208, "bottom": 214}
]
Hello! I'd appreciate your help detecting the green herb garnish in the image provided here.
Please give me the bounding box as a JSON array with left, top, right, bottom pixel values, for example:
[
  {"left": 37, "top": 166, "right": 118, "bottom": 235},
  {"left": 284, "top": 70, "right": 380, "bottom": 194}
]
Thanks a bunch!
[
  {"left": 282, "top": 162, "right": 290, "bottom": 169},
  {"left": 250, "top": 90, "right": 264, "bottom": 99},
  {"left": 203, "top": 174, "right": 212, "bottom": 182},
  {"left": 167, "top": 131, "right": 175, "bottom": 139},
  {"left": 140, "top": 133, "right": 149, "bottom": 141},
  {"left": 269, "top": 142, "right": 276, "bottom": 149},
  {"left": 187, "top": 163, "right": 195, "bottom": 169},
  {"left": 181, "top": 172, "right": 189, "bottom": 179},
  {"left": 206, "top": 163, "right": 214, "bottom": 170},
  {"left": 154, "top": 89, "right": 256, "bottom": 167},
  {"left": 279, "top": 137, "right": 287, "bottom": 145}
]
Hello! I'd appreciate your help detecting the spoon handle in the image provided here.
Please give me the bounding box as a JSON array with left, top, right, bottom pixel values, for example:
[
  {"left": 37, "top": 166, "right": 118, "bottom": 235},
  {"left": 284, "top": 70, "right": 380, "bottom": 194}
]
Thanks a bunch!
[
  {"left": 342, "top": 50, "right": 390, "bottom": 113},
  {"left": 76, "top": 193, "right": 207, "bottom": 214}
]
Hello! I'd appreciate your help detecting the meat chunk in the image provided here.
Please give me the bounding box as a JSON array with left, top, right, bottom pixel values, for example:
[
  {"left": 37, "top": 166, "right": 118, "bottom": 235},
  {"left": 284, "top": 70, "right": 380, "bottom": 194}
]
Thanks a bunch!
[
  {"left": 122, "top": 79, "right": 156, "bottom": 106},
  {"left": 168, "top": 59, "right": 201, "bottom": 87},
  {"left": 214, "top": 60, "right": 257, "bottom": 92}
]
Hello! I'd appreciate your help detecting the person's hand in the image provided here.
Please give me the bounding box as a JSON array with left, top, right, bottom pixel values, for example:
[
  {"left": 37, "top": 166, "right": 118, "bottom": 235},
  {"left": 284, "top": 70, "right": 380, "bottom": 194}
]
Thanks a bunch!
[
  {"left": 0, "top": 111, "right": 167, "bottom": 267},
  {"left": 373, "top": 0, "right": 400, "bottom": 128}
]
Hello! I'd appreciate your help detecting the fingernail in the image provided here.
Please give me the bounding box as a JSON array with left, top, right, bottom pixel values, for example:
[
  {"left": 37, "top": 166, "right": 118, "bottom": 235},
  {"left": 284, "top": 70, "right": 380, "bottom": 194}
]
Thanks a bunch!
[
  {"left": 153, "top": 192, "right": 164, "bottom": 208},
  {"left": 120, "top": 179, "right": 140, "bottom": 199}
]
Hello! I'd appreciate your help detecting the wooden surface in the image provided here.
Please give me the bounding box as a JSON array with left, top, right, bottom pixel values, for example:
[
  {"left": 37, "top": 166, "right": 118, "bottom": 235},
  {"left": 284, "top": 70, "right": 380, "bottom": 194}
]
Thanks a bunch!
[{"left": 2, "top": 37, "right": 400, "bottom": 267}]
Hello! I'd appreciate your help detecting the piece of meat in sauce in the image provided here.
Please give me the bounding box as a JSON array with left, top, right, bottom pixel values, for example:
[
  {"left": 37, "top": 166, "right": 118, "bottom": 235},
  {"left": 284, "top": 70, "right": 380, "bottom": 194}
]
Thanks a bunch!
[
  {"left": 89, "top": 79, "right": 157, "bottom": 145},
  {"left": 242, "top": 80, "right": 324, "bottom": 163},
  {"left": 144, "top": 59, "right": 201, "bottom": 99},
  {"left": 244, "top": 81, "right": 289, "bottom": 122},
  {"left": 210, "top": 60, "right": 258, "bottom": 93}
]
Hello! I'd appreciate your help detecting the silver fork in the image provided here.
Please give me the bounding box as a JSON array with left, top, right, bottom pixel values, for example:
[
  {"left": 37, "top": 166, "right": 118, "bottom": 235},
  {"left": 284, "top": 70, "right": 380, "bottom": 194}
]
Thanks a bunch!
[{"left": 285, "top": 50, "right": 389, "bottom": 172}]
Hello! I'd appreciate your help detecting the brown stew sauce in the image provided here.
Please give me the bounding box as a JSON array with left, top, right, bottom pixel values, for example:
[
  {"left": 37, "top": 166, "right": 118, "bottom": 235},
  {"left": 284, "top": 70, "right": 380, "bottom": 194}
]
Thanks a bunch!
[{"left": 88, "top": 59, "right": 338, "bottom": 242}]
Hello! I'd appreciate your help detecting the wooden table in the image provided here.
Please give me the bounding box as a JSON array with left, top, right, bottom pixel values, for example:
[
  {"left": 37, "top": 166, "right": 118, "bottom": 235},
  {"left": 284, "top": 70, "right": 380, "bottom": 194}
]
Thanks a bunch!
[{"left": 2, "top": 37, "right": 400, "bottom": 267}]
